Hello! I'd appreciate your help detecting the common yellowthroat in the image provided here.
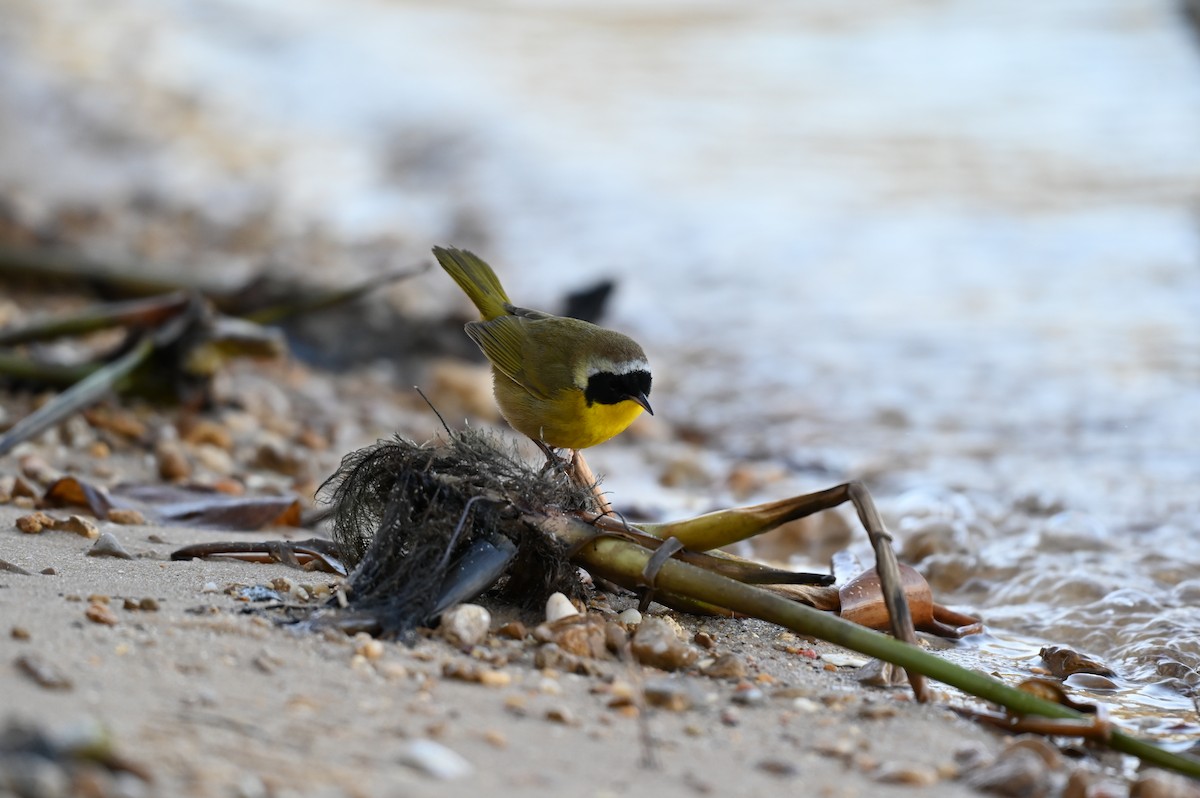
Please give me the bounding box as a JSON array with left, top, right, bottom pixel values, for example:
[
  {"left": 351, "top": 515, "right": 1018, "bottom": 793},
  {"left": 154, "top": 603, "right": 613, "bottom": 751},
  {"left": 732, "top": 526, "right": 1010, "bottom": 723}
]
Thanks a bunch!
[{"left": 434, "top": 246, "right": 652, "bottom": 453}]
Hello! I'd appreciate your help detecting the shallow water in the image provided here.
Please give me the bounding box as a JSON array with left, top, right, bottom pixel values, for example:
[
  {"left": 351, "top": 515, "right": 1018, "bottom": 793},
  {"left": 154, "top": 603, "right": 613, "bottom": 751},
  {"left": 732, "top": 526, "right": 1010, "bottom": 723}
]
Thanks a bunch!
[{"left": 4, "top": 0, "right": 1199, "bottom": 741}]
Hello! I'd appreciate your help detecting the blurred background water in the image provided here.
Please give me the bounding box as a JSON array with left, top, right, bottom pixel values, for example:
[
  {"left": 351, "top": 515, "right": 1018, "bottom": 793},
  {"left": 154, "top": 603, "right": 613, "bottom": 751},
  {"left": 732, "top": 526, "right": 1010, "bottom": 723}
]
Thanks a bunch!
[{"left": 2, "top": 0, "right": 1199, "bottom": 736}]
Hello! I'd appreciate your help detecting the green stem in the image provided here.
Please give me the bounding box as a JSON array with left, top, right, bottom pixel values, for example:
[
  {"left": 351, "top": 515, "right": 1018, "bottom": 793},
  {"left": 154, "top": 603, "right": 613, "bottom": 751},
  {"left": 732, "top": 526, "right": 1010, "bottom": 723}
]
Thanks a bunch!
[
  {"left": 541, "top": 515, "right": 1200, "bottom": 779},
  {"left": 0, "top": 336, "right": 155, "bottom": 456}
]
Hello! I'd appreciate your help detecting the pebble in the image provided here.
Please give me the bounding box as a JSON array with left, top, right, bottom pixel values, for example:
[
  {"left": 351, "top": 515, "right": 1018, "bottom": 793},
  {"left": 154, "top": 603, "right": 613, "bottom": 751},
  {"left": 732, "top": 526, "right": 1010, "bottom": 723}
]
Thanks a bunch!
[
  {"left": 85, "top": 601, "right": 119, "bottom": 626},
  {"left": 630, "top": 617, "right": 699, "bottom": 671},
  {"left": 194, "top": 442, "right": 236, "bottom": 475},
  {"left": 545, "top": 706, "right": 576, "bottom": 725},
  {"left": 201, "top": 582, "right": 220, "bottom": 594},
  {"left": 59, "top": 515, "right": 100, "bottom": 539},
  {"left": 15, "top": 511, "right": 55, "bottom": 534},
  {"left": 353, "top": 633, "right": 384, "bottom": 661},
  {"left": 701, "top": 652, "right": 747, "bottom": 680},
  {"left": 497, "top": 621, "right": 527, "bottom": 639},
  {"left": 11, "top": 626, "right": 31, "bottom": 640},
  {"left": 693, "top": 630, "right": 717, "bottom": 649},
  {"left": 439, "top": 603, "right": 491, "bottom": 648},
  {"left": 107, "top": 508, "right": 146, "bottom": 525},
  {"left": 643, "top": 678, "right": 696, "bottom": 711},
  {"left": 875, "top": 762, "right": 941, "bottom": 786},
  {"left": 180, "top": 418, "right": 234, "bottom": 450},
  {"left": 731, "top": 684, "right": 766, "bottom": 706},
  {"left": 757, "top": 759, "right": 799, "bottom": 778},
  {"left": 397, "top": 739, "right": 474, "bottom": 781},
  {"left": 533, "top": 615, "right": 608, "bottom": 659},
  {"left": 544, "top": 592, "right": 579, "bottom": 622},
  {"left": 88, "top": 532, "right": 134, "bottom": 560},
  {"left": 442, "top": 661, "right": 511, "bottom": 687},
  {"left": 1131, "top": 770, "right": 1200, "bottom": 798},
  {"left": 156, "top": 440, "right": 191, "bottom": 481},
  {"left": 15, "top": 653, "right": 73, "bottom": 689},
  {"left": 617, "top": 608, "right": 642, "bottom": 626},
  {"left": 483, "top": 729, "right": 507, "bottom": 748},
  {"left": 964, "top": 748, "right": 1054, "bottom": 797}
]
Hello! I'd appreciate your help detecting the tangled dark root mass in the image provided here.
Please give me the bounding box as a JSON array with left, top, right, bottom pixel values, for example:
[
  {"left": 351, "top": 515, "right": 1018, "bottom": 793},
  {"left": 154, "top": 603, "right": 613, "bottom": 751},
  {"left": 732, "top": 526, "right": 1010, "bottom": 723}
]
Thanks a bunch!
[{"left": 317, "top": 430, "right": 598, "bottom": 638}]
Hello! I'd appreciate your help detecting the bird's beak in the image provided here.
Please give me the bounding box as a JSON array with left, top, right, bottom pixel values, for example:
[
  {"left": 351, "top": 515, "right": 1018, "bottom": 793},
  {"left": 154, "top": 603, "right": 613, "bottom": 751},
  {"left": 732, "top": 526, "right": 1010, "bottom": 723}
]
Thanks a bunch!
[{"left": 628, "top": 392, "right": 654, "bottom": 416}]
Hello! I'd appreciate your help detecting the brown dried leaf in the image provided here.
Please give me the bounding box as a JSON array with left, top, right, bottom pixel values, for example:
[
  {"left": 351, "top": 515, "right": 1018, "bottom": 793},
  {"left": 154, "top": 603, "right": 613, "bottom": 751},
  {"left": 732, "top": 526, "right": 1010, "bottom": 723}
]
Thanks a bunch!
[
  {"left": 43, "top": 476, "right": 114, "bottom": 519},
  {"left": 112, "top": 484, "right": 304, "bottom": 530}
]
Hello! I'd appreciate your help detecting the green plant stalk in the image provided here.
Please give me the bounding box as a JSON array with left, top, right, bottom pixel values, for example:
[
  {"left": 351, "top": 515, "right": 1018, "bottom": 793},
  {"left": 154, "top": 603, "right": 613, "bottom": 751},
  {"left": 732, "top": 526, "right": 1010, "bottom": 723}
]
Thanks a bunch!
[
  {"left": 0, "top": 352, "right": 96, "bottom": 386},
  {"left": 540, "top": 515, "right": 1200, "bottom": 779},
  {"left": 0, "top": 336, "right": 154, "bottom": 456},
  {"left": 0, "top": 292, "right": 190, "bottom": 346}
]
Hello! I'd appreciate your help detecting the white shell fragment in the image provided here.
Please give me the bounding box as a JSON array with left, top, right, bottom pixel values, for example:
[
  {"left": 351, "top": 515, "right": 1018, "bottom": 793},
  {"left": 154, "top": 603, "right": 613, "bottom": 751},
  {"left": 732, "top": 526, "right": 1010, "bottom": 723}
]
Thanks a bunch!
[
  {"left": 544, "top": 592, "right": 579, "bottom": 623},
  {"left": 398, "top": 739, "right": 474, "bottom": 781}
]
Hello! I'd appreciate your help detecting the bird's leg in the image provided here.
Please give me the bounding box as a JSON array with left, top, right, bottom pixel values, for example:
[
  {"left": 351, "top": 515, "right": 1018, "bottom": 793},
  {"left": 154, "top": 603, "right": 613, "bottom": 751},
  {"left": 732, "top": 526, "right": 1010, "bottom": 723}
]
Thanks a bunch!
[
  {"left": 569, "top": 449, "right": 615, "bottom": 516},
  {"left": 531, "top": 441, "right": 614, "bottom": 515},
  {"left": 534, "top": 440, "right": 572, "bottom": 474}
]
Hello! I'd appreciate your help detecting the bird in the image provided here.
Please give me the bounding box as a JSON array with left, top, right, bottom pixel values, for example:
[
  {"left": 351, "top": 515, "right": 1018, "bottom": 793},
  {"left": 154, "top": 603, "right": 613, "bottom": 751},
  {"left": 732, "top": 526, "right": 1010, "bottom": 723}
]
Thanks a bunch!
[{"left": 433, "top": 246, "right": 653, "bottom": 458}]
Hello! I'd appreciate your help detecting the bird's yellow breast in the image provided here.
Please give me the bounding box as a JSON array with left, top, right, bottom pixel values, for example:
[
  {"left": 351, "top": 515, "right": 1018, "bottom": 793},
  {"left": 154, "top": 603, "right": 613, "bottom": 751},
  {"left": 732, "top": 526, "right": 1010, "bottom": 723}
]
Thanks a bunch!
[{"left": 492, "top": 373, "right": 644, "bottom": 450}]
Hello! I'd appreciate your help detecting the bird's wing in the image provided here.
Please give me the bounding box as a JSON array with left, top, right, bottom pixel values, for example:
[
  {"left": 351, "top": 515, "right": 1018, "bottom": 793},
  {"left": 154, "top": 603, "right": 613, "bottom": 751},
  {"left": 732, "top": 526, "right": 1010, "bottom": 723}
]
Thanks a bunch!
[
  {"left": 465, "top": 315, "right": 558, "bottom": 400},
  {"left": 504, "top": 303, "right": 555, "bottom": 321}
]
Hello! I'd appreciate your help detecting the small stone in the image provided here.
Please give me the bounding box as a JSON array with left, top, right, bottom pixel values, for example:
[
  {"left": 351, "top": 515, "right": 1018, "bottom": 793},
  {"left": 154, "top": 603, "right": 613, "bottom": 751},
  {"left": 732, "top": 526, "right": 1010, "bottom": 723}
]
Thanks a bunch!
[
  {"left": 605, "top": 620, "right": 628, "bottom": 653},
  {"left": 88, "top": 532, "right": 133, "bottom": 560},
  {"left": 40, "top": 567, "right": 56, "bottom": 576},
  {"left": 545, "top": 706, "right": 576, "bottom": 725},
  {"left": 858, "top": 701, "right": 899, "bottom": 720},
  {"left": 478, "top": 669, "right": 512, "bottom": 688},
  {"left": 58, "top": 515, "right": 100, "bottom": 539},
  {"left": 617, "top": 608, "right": 642, "bottom": 626},
  {"left": 965, "top": 749, "right": 1052, "bottom": 797},
  {"left": 156, "top": 440, "right": 191, "bottom": 482},
  {"left": 440, "top": 604, "right": 491, "bottom": 648},
  {"left": 607, "top": 680, "right": 637, "bottom": 707},
  {"left": 201, "top": 582, "right": 220, "bottom": 594},
  {"left": 701, "top": 652, "right": 747, "bottom": 680},
  {"left": 1131, "top": 769, "right": 1200, "bottom": 798},
  {"left": 107, "top": 508, "right": 146, "bottom": 525},
  {"left": 353, "top": 633, "right": 385, "bottom": 661},
  {"left": 398, "top": 739, "right": 474, "bottom": 780},
  {"left": 19, "top": 454, "right": 61, "bottom": 485},
  {"left": 195, "top": 443, "right": 236, "bottom": 476},
  {"left": 11, "top": 626, "right": 31, "bottom": 640},
  {"left": 15, "top": 653, "right": 72, "bottom": 689},
  {"left": 483, "top": 730, "right": 507, "bottom": 748},
  {"left": 731, "top": 684, "right": 766, "bottom": 706},
  {"left": 545, "top": 592, "right": 579, "bottom": 622},
  {"left": 139, "top": 597, "right": 160, "bottom": 611},
  {"left": 497, "top": 621, "right": 527, "bottom": 639},
  {"left": 875, "top": 762, "right": 940, "bottom": 786},
  {"left": 180, "top": 418, "right": 234, "bottom": 450},
  {"left": 694, "top": 630, "right": 717, "bottom": 649},
  {"left": 85, "top": 602, "right": 119, "bottom": 626},
  {"left": 644, "top": 679, "right": 696, "bottom": 711},
  {"left": 631, "top": 617, "right": 699, "bottom": 671},
  {"left": 534, "top": 615, "right": 608, "bottom": 659},
  {"left": 16, "top": 511, "right": 55, "bottom": 534},
  {"left": 757, "top": 760, "right": 798, "bottom": 778}
]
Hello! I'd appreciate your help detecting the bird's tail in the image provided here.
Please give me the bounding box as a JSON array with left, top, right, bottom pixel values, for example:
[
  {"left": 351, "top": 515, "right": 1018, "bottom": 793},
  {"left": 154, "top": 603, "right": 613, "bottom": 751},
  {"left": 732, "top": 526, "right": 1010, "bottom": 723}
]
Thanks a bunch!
[{"left": 433, "top": 246, "right": 512, "bottom": 321}]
